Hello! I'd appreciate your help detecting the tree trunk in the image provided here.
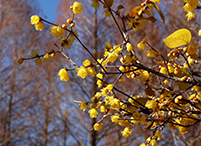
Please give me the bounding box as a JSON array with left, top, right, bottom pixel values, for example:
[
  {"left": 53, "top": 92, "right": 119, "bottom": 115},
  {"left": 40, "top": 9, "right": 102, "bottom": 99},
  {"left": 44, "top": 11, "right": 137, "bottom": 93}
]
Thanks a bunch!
[{"left": 90, "top": 8, "right": 98, "bottom": 146}]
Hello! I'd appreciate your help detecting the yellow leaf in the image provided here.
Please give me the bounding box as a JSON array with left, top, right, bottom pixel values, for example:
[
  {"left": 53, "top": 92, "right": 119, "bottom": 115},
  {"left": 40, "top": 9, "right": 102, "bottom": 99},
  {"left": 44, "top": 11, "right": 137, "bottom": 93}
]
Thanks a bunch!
[{"left": 163, "top": 29, "right": 192, "bottom": 48}]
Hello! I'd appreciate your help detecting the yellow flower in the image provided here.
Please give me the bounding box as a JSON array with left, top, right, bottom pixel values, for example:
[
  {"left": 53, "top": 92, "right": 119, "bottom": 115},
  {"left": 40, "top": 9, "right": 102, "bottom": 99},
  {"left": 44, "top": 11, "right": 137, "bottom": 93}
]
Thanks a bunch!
[
  {"left": 73, "top": 2, "right": 84, "bottom": 14},
  {"left": 137, "top": 39, "right": 147, "bottom": 50},
  {"left": 124, "top": 55, "right": 132, "bottom": 64},
  {"left": 58, "top": 68, "right": 69, "bottom": 81},
  {"left": 106, "top": 52, "right": 119, "bottom": 63},
  {"left": 110, "top": 98, "right": 120, "bottom": 109},
  {"left": 126, "top": 43, "right": 133, "bottom": 52},
  {"left": 121, "top": 127, "right": 132, "bottom": 138},
  {"left": 83, "top": 59, "right": 91, "bottom": 67},
  {"left": 79, "top": 102, "right": 87, "bottom": 111},
  {"left": 34, "top": 22, "right": 44, "bottom": 31},
  {"left": 30, "top": 15, "right": 44, "bottom": 31},
  {"left": 106, "top": 84, "right": 113, "bottom": 90},
  {"left": 160, "top": 67, "right": 168, "bottom": 75},
  {"left": 96, "top": 73, "right": 103, "bottom": 79},
  {"left": 111, "top": 115, "right": 119, "bottom": 123},
  {"left": 199, "top": 29, "right": 201, "bottom": 36},
  {"left": 94, "top": 123, "right": 103, "bottom": 131},
  {"left": 147, "top": 49, "right": 155, "bottom": 57},
  {"left": 43, "top": 54, "right": 51, "bottom": 61},
  {"left": 35, "top": 58, "right": 42, "bottom": 65},
  {"left": 97, "top": 80, "right": 102, "bottom": 88},
  {"left": 140, "top": 71, "right": 152, "bottom": 83},
  {"left": 186, "top": 12, "right": 196, "bottom": 21},
  {"left": 155, "top": 131, "right": 162, "bottom": 140},
  {"left": 183, "top": 2, "right": 197, "bottom": 12},
  {"left": 104, "top": 41, "right": 112, "bottom": 49},
  {"left": 150, "top": 139, "right": 158, "bottom": 146},
  {"left": 76, "top": 66, "right": 89, "bottom": 79},
  {"left": 30, "top": 15, "right": 40, "bottom": 25},
  {"left": 87, "top": 67, "right": 96, "bottom": 77},
  {"left": 145, "top": 100, "right": 158, "bottom": 111},
  {"left": 100, "top": 105, "right": 106, "bottom": 112},
  {"left": 88, "top": 108, "right": 98, "bottom": 118},
  {"left": 50, "top": 26, "right": 65, "bottom": 38}
]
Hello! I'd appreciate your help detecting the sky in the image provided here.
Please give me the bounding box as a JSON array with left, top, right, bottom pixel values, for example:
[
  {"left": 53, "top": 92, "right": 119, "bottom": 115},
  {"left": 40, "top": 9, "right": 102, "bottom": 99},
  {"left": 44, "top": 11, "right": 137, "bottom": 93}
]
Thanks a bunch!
[{"left": 38, "top": 0, "right": 59, "bottom": 22}]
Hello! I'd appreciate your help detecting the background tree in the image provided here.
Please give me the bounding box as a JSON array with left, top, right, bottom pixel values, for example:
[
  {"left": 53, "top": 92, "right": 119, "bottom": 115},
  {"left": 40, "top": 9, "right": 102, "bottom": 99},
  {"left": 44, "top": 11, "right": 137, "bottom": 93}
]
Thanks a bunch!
[{"left": 1, "top": 0, "right": 201, "bottom": 146}]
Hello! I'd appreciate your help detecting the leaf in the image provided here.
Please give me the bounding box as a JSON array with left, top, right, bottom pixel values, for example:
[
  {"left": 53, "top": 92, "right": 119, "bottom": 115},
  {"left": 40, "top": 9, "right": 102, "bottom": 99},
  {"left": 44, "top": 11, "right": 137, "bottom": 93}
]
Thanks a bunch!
[
  {"left": 103, "top": 0, "right": 114, "bottom": 8},
  {"left": 148, "top": 1, "right": 165, "bottom": 24},
  {"left": 117, "top": 5, "right": 124, "bottom": 10},
  {"left": 163, "top": 29, "right": 192, "bottom": 48},
  {"left": 145, "top": 16, "right": 157, "bottom": 23}
]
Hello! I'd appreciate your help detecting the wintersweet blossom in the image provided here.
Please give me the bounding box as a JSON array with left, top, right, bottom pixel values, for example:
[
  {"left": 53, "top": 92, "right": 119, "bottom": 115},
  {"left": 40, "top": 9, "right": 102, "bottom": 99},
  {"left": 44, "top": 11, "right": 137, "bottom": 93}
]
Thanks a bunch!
[
  {"left": 137, "top": 39, "right": 147, "bottom": 50},
  {"left": 58, "top": 68, "right": 69, "bottom": 81},
  {"left": 30, "top": 15, "right": 44, "bottom": 31},
  {"left": 79, "top": 102, "right": 87, "bottom": 111},
  {"left": 50, "top": 26, "right": 65, "bottom": 38},
  {"left": 43, "top": 54, "right": 51, "bottom": 61},
  {"left": 121, "top": 127, "right": 132, "bottom": 138},
  {"left": 126, "top": 43, "right": 133, "bottom": 52},
  {"left": 73, "top": 2, "right": 84, "bottom": 14},
  {"left": 34, "top": 22, "right": 44, "bottom": 31},
  {"left": 199, "top": 29, "right": 201, "bottom": 36},
  {"left": 83, "top": 59, "right": 91, "bottom": 67},
  {"left": 76, "top": 66, "right": 88, "bottom": 79},
  {"left": 94, "top": 123, "right": 103, "bottom": 131},
  {"left": 88, "top": 108, "right": 98, "bottom": 118},
  {"left": 186, "top": 12, "right": 196, "bottom": 21},
  {"left": 30, "top": 15, "right": 40, "bottom": 25}
]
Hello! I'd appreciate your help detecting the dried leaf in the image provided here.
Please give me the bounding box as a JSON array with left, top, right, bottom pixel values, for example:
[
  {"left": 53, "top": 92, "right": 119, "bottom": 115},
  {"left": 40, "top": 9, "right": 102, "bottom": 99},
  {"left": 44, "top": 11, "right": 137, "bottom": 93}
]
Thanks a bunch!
[
  {"left": 103, "top": 0, "right": 114, "bottom": 8},
  {"left": 149, "top": 1, "right": 165, "bottom": 24},
  {"left": 117, "top": 5, "right": 124, "bottom": 10}
]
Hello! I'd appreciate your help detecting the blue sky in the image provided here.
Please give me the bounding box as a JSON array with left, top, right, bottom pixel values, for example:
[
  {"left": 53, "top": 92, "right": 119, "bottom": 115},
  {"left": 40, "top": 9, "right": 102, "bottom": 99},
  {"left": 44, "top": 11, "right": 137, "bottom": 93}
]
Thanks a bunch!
[{"left": 38, "top": 0, "right": 59, "bottom": 21}]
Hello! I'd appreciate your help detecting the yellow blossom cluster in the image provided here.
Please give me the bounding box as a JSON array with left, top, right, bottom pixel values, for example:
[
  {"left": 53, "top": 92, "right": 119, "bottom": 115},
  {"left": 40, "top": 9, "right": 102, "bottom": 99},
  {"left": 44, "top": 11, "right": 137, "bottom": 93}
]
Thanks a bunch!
[
  {"left": 183, "top": 0, "right": 199, "bottom": 20},
  {"left": 27, "top": 1, "right": 201, "bottom": 145},
  {"left": 30, "top": 15, "right": 44, "bottom": 31},
  {"left": 75, "top": 60, "right": 96, "bottom": 79}
]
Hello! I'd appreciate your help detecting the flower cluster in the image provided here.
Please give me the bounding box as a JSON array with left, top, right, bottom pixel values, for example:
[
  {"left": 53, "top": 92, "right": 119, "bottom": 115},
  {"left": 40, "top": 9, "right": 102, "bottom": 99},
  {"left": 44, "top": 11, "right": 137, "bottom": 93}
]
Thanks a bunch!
[
  {"left": 183, "top": 0, "right": 199, "bottom": 20},
  {"left": 30, "top": 15, "right": 44, "bottom": 31}
]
